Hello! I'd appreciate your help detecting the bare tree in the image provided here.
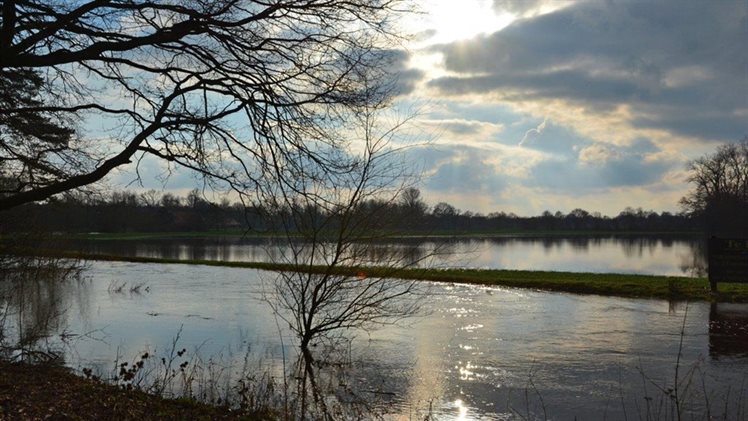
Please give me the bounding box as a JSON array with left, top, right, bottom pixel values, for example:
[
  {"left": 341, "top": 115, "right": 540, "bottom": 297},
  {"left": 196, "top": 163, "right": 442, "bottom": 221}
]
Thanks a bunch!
[
  {"left": 400, "top": 187, "right": 424, "bottom": 209},
  {"left": 432, "top": 201, "right": 458, "bottom": 218},
  {"left": 399, "top": 186, "right": 427, "bottom": 226},
  {"left": 139, "top": 190, "right": 161, "bottom": 208},
  {"left": 680, "top": 137, "right": 748, "bottom": 236},
  {"left": 264, "top": 100, "right": 423, "bottom": 350},
  {"left": 0, "top": 0, "right": 414, "bottom": 211},
  {"left": 261, "top": 97, "right": 428, "bottom": 418}
]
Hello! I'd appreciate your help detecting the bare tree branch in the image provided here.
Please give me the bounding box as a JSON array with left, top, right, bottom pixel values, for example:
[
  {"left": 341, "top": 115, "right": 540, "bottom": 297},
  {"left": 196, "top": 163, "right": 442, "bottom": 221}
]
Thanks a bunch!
[{"left": 0, "top": 0, "right": 415, "bottom": 210}]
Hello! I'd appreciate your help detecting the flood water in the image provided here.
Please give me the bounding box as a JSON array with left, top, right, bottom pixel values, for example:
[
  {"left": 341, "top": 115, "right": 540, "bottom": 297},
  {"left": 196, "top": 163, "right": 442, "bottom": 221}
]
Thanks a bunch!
[
  {"left": 72, "top": 234, "right": 706, "bottom": 277},
  {"left": 4, "top": 260, "right": 746, "bottom": 420}
]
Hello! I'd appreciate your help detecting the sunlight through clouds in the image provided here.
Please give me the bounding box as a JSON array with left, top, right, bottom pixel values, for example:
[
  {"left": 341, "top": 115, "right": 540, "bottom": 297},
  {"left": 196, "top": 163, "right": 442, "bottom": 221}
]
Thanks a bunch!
[
  {"left": 398, "top": 0, "right": 748, "bottom": 215},
  {"left": 110, "top": 0, "right": 747, "bottom": 216},
  {"left": 411, "top": 0, "right": 513, "bottom": 44}
]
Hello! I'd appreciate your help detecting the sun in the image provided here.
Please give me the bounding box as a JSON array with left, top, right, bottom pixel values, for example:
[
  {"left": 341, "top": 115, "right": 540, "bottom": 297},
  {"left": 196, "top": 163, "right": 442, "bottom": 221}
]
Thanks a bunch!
[
  {"left": 402, "top": 1, "right": 515, "bottom": 81},
  {"left": 412, "top": 0, "right": 515, "bottom": 44}
]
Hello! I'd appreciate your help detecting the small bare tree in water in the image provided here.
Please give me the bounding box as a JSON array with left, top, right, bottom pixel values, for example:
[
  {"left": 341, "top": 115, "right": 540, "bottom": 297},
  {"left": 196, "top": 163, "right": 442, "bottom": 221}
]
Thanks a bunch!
[{"left": 261, "top": 94, "right": 429, "bottom": 417}]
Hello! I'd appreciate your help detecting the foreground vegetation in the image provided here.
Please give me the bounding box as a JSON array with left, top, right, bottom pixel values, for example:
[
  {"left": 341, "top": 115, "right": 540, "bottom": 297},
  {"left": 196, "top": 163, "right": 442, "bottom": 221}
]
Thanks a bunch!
[
  {"left": 61, "top": 252, "right": 748, "bottom": 303},
  {"left": 0, "top": 361, "right": 267, "bottom": 420}
]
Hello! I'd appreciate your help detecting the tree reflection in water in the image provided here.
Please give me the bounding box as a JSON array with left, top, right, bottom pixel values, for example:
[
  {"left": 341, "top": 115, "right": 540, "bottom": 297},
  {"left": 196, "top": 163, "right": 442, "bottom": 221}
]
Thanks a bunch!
[
  {"left": 709, "top": 303, "right": 748, "bottom": 359},
  {"left": 279, "top": 336, "right": 408, "bottom": 419},
  {"left": 0, "top": 250, "right": 86, "bottom": 363},
  {"left": 68, "top": 235, "right": 706, "bottom": 276},
  {"left": 679, "top": 240, "right": 708, "bottom": 277}
]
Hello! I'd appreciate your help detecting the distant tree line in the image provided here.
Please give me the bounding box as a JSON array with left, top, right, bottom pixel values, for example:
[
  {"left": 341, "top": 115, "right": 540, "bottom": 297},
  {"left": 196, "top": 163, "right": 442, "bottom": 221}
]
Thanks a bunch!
[
  {"left": 0, "top": 189, "right": 262, "bottom": 234},
  {"left": 396, "top": 188, "right": 695, "bottom": 233},
  {"left": 0, "top": 187, "right": 699, "bottom": 235}
]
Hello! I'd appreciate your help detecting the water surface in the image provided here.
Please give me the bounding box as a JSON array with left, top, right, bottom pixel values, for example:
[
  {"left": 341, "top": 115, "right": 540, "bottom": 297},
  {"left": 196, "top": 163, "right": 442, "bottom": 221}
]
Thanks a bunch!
[
  {"left": 5, "top": 260, "right": 745, "bottom": 420},
  {"left": 72, "top": 235, "right": 706, "bottom": 276}
]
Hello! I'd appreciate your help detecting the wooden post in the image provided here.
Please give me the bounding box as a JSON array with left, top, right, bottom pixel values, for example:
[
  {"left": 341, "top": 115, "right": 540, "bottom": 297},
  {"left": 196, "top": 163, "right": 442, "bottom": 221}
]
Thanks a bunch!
[
  {"left": 708, "top": 237, "right": 748, "bottom": 294},
  {"left": 708, "top": 236, "right": 718, "bottom": 293}
]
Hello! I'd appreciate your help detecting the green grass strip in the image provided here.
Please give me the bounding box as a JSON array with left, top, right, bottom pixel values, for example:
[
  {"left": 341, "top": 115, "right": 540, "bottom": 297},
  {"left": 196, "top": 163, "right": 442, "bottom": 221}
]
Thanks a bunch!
[
  {"left": 56, "top": 251, "right": 748, "bottom": 303},
  {"left": 47, "top": 229, "right": 702, "bottom": 241}
]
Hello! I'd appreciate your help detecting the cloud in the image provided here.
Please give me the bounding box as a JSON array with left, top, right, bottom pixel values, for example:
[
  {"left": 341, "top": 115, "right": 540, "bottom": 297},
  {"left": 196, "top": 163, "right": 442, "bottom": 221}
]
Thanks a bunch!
[
  {"left": 429, "top": 0, "right": 748, "bottom": 142},
  {"left": 492, "top": 0, "right": 545, "bottom": 14},
  {"left": 418, "top": 118, "right": 505, "bottom": 141},
  {"left": 392, "top": 133, "right": 679, "bottom": 215},
  {"left": 409, "top": 140, "right": 547, "bottom": 199},
  {"left": 528, "top": 140, "right": 678, "bottom": 191},
  {"left": 577, "top": 143, "right": 620, "bottom": 164},
  {"left": 424, "top": 146, "right": 509, "bottom": 194},
  {"left": 408, "top": 117, "right": 679, "bottom": 202},
  {"left": 632, "top": 111, "right": 748, "bottom": 141},
  {"left": 519, "top": 117, "right": 547, "bottom": 146},
  {"left": 368, "top": 49, "right": 426, "bottom": 96},
  {"left": 109, "top": 153, "right": 201, "bottom": 191},
  {"left": 492, "top": 0, "right": 576, "bottom": 16},
  {"left": 414, "top": 29, "right": 438, "bottom": 42},
  {"left": 494, "top": 183, "right": 687, "bottom": 216}
]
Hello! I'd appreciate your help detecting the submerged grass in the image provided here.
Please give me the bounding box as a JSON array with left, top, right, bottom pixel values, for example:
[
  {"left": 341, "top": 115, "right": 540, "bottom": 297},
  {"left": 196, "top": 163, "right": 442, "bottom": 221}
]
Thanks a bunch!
[{"left": 53, "top": 251, "right": 748, "bottom": 303}]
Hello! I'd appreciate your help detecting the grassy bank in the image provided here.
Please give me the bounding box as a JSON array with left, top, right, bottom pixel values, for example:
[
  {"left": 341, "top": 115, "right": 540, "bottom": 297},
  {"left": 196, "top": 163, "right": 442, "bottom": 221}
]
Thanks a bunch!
[
  {"left": 0, "top": 361, "right": 268, "bottom": 420},
  {"left": 63, "top": 252, "right": 748, "bottom": 302},
  {"left": 39, "top": 229, "right": 703, "bottom": 241},
  {"left": 60, "top": 229, "right": 255, "bottom": 241}
]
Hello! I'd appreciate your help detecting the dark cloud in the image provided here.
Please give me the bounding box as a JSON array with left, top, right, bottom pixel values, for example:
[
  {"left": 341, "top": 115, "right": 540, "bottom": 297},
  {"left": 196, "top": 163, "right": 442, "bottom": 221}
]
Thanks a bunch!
[
  {"left": 393, "top": 68, "right": 425, "bottom": 96},
  {"left": 431, "top": 71, "right": 647, "bottom": 108},
  {"left": 430, "top": 0, "right": 748, "bottom": 141},
  {"left": 633, "top": 111, "right": 748, "bottom": 141},
  {"left": 373, "top": 49, "right": 425, "bottom": 96}
]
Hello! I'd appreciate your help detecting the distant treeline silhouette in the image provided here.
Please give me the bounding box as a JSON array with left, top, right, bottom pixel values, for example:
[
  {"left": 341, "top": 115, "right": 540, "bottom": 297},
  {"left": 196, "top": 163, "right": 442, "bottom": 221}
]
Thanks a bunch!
[{"left": 0, "top": 188, "right": 700, "bottom": 235}]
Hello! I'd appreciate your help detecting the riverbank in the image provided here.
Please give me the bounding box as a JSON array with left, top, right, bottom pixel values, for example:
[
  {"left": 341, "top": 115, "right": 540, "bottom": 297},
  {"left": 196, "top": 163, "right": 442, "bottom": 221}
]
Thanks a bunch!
[
  {"left": 0, "top": 361, "right": 268, "bottom": 420},
  {"left": 64, "top": 252, "right": 748, "bottom": 302}
]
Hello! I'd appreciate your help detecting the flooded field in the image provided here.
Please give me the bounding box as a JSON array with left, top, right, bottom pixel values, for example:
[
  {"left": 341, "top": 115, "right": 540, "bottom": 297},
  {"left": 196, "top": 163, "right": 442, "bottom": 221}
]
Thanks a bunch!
[
  {"left": 4, "top": 260, "right": 746, "bottom": 419},
  {"left": 72, "top": 235, "right": 706, "bottom": 277}
]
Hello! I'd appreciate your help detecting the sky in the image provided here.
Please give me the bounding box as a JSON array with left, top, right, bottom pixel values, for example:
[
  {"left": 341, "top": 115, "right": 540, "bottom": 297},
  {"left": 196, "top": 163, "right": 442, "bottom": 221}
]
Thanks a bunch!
[{"left": 113, "top": 0, "right": 748, "bottom": 216}]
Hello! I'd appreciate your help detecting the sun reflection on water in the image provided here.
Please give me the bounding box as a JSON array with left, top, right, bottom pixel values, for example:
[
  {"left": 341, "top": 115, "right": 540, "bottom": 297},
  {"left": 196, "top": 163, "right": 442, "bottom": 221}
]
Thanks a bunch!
[{"left": 454, "top": 399, "right": 469, "bottom": 420}]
